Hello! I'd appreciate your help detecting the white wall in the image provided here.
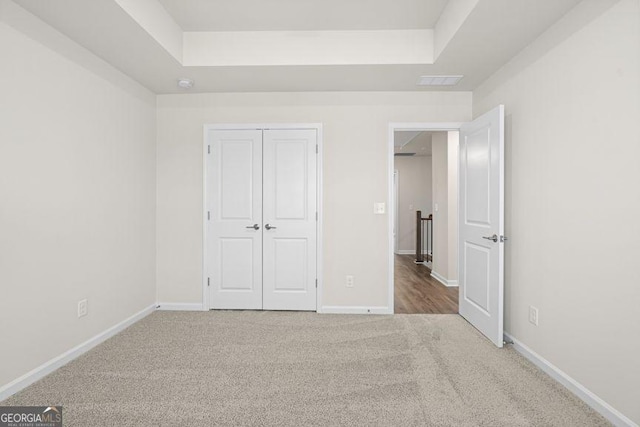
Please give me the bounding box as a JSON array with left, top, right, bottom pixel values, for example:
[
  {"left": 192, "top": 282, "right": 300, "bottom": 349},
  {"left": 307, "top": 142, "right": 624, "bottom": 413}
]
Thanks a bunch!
[
  {"left": 446, "top": 131, "right": 458, "bottom": 281},
  {"left": 474, "top": 0, "right": 640, "bottom": 424},
  {"left": 431, "top": 132, "right": 449, "bottom": 276},
  {"left": 431, "top": 131, "right": 458, "bottom": 283},
  {"left": 156, "top": 92, "right": 471, "bottom": 310},
  {"left": 394, "top": 155, "right": 432, "bottom": 253},
  {"left": 0, "top": 3, "right": 156, "bottom": 391}
]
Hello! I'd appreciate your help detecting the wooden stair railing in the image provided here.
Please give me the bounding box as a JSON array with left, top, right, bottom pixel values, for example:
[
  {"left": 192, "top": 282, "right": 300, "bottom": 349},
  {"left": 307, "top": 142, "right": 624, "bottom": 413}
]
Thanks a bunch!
[{"left": 415, "top": 210, "right": 433, "bottom": 264}]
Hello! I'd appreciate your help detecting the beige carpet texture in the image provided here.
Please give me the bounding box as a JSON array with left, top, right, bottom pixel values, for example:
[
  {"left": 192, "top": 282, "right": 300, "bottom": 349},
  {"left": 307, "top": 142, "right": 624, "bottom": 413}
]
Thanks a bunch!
[{"left": 2, "top": 312, "right": 610, "bottom": 426}]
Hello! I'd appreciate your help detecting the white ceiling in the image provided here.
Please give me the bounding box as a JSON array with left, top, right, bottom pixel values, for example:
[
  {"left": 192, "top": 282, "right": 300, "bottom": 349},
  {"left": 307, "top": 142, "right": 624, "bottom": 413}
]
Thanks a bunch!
[
  {"left": 394, "top": 132, "right": 436, "bottom": 156},
  {"left": 14, "top": 0, "right": 582, "bottom": 94},
  {"left": 157, "top": 0, "right": 449, "bottom": 31},
  {"left": 394, "top": 131, "right": 422, "bottom": 148}
]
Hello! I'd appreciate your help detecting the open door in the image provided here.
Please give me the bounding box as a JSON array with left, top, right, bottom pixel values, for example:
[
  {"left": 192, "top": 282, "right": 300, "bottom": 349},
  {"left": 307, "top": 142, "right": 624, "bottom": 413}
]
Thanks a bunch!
[{"left": 458, "top": 105, "right": 505, "bottom": 347}]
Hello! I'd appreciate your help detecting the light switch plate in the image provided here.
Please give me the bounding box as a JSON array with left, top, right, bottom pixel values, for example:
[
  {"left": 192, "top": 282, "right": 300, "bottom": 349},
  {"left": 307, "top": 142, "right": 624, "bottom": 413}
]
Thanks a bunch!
[{"left": 374, "top": 202, "right": 385, "bottom": 214}]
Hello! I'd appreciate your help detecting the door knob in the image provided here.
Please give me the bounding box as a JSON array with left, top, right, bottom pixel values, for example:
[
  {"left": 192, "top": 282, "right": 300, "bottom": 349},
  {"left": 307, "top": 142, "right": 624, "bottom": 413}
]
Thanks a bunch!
[
  {"left": 245, "top": 224, "right": 260, "bottom": 230},
  {"left": 264, "top": 224, "right": 277, "bottom": 230},
  {"left": 482, "top": 234, "right": 498, "bottom": 242}
]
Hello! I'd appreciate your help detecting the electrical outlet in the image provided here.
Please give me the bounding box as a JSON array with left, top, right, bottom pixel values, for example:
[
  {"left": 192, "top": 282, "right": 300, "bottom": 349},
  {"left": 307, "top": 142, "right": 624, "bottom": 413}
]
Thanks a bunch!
[
  {"left": 529, "top": 305, "right": 538, "bottom": 326},
  {"left": 78, "top": 299, "right": 88, "bottom": 318},
  {"left": 346, "top": 275, "right": 354, "bottom": 288}
]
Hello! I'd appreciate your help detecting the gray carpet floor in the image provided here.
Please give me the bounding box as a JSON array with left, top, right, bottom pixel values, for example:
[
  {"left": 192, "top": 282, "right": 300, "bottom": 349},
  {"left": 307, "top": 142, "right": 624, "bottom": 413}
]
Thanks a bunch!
[{"left": 2, "top": 312, "right": 609, "bottom": 426}]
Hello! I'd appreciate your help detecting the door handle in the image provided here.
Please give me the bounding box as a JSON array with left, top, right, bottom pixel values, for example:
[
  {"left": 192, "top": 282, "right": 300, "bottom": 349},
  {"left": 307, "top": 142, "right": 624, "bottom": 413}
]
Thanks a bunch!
[
  {"left": 264, "top": 224, "right": 277, "bottom": 230},
  {"left": 245, "top": 224, "right": 260, "bottom": 230},
  {"left": 482, "top": 234, "right": 498, "bottom": 242}
]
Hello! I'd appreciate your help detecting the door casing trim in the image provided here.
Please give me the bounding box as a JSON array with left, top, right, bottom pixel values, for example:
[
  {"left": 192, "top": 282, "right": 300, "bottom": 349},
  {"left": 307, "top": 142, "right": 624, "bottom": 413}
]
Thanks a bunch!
[{"left": 387, "top": 122, "right": 463, "bottom": 314}]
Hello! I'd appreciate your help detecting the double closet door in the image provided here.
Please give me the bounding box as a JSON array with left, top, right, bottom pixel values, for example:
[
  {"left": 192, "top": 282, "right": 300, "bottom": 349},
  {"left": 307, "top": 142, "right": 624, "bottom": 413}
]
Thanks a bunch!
[{"left": 206, "top": 128, "right": 317, "bottom": 311}]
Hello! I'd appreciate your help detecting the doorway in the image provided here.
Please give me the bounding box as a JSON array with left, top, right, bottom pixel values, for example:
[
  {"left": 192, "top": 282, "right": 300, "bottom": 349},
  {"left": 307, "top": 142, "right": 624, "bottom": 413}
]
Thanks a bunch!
[
  {"left": 389, "top": 106, "right": 506, "bottom": 347},
  {"left": 203, "top": 124, "right": 323, "bottom": 311},
  {"left": 392, "top": 129, "right": 460, "bottom": 314}
]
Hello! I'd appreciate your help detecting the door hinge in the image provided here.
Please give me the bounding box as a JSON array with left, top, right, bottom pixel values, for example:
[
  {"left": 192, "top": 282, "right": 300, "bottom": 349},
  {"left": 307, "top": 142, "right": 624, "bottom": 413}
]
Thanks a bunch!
[
  {"left": 207, "top": 211, "right": 210, "bottom": 221},
  {"left": 207, "top": 277, "right": 210, "bottom": 287},
  {"left": 315, "top": 279, "right": 318, "bottom": 288},
  {"left": 315, "top": 212, "right": 318, "bottom": 221},
  {"left": 207, "top": 145, "right": 211, "bottom": 154},
  {"left": 315, "top": 144, "right": 318, "bottom": 154}
]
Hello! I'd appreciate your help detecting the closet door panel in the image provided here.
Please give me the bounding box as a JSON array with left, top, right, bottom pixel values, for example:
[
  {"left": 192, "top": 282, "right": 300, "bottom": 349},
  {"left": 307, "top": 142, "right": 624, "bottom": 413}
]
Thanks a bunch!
[
  {"left": 207, "top": 129, "right": 263, "bottom": 309},
  {"left": 262, "top": 129, "right": 317, "bottom": 311}
]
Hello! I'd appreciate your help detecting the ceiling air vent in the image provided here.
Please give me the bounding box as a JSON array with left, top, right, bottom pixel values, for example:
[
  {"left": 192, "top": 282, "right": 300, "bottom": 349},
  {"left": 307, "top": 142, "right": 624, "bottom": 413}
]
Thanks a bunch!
[
  {"left": 417, "top": 75, "right": 463, "bottom": 86},
  {"left": 394, "top": 153, "right": 416, "bottom": 157}
]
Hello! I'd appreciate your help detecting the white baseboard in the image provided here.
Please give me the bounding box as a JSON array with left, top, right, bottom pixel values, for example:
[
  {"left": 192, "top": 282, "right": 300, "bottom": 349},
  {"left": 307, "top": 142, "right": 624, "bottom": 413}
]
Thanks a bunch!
[
  {"left": 504, "top": 333, "right": 637, "bottom": 427},
  {"left": 0, "top": 304, "right": 156, "bottom": 402},
  {"left": 430, "top": 270, "right": 459, "bottom": 287},
  {"left": 395, "top": 250, "right": 431, "bottom": 255},
  {"left": 156, "top": 303, "right": 204, "bottom": 311},
  {"left": 319, "top": 306, "right": 392, "bottom": 315}
]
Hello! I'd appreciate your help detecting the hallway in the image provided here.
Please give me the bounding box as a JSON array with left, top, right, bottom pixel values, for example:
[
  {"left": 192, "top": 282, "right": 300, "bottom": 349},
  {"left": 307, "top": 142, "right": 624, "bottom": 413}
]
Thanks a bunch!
[{"left": 394, "top": 254, "right": 458, "bottom": 314}]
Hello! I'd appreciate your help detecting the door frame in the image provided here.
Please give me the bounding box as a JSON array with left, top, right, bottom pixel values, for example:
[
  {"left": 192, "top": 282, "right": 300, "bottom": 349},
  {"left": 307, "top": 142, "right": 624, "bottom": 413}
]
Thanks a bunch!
[
  {"left": 387, "top": 122, "right": 463, "bottom": 313},
  {"left": 202, "top": 123, "right": 324, "bottom": 312},
  {"left": 393, "top": 169, "right": 399, "bottom": 253}
]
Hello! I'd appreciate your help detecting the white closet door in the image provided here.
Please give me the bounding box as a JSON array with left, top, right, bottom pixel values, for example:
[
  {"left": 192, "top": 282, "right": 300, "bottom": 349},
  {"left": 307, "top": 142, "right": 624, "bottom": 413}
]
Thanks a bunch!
[
  {"left": 262, "top": 129, "right": 317, "bottom": 311},
  {"left": 207, "top": 129, "right": 263, "bottom": 310}
]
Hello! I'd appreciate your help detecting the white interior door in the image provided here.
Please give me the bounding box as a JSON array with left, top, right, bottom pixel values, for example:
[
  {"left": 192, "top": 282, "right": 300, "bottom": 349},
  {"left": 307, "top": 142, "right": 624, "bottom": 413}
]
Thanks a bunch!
[
  {"left": 262, "top": 129, "right": 317, "bottom": 311},
  {"left": 207, "top": 129, "right": 263, "bottom": 309},
  {"left": 458, "top": 105, "right": 505, "bottom": 347}
]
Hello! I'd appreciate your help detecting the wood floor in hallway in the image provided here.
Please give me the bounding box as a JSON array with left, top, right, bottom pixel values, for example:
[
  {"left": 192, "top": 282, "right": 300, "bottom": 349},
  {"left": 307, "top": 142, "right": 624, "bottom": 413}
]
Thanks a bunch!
[{"left": 394, "top": 254, "right": 458, "bottom": 314}]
